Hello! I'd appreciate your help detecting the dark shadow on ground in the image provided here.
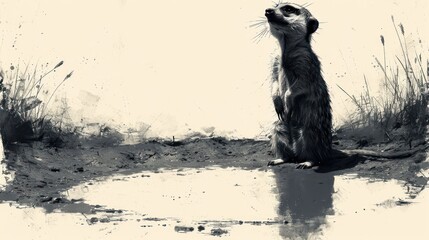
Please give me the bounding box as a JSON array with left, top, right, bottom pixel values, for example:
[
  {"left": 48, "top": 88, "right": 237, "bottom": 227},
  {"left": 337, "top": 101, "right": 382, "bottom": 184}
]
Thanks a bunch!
[{"left": 316, "top": 150, "right": 367, "bottom": 173}]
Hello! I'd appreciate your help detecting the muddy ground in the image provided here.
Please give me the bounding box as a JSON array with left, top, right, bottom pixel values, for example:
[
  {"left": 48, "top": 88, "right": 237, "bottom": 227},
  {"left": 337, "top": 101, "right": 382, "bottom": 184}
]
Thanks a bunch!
[{"left": 1, "top": 131, "right": 428, "bottom": 214}]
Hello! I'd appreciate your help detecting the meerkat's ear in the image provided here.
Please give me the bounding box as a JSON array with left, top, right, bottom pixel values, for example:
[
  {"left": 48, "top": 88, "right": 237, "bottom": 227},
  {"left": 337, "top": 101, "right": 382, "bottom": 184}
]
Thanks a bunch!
[{"left": 307, "top": 17, "right": 319, "bottom": 34}]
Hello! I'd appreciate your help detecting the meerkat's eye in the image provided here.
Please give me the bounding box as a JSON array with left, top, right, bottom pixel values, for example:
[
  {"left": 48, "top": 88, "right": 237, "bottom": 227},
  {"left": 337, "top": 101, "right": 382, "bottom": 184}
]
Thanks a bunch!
[{"left": 282, "top": 5, "right": 299, "bottom": 14}]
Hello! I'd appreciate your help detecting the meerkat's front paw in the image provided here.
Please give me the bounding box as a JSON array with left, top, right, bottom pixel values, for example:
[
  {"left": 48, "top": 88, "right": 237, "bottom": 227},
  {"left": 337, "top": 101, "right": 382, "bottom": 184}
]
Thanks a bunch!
[
  {"left": 267, "top": 159, "right": 286, "bottom": 166},
  {"left": 273, "top": 96, "right": 285, "bottom": 121}
]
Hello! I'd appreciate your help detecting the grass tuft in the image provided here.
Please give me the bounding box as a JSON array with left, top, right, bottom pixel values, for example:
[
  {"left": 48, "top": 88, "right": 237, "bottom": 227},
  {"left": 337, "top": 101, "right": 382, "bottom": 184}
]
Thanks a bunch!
[
  {"left": 338, "top": 17, "right": 429, "bottom": 143},
  {"left": 0, "top": 61, "right": 73, "bottom": 143}
]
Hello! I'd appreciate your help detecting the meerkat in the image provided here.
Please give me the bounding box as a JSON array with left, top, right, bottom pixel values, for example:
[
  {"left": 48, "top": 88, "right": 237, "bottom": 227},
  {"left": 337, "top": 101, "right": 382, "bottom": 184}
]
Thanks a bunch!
[
  {"left": 264, "top": 3, "right": 427, "bottom": 169},
  {"left": 265, "top": 2, "right": 331, "bottom": 169}
]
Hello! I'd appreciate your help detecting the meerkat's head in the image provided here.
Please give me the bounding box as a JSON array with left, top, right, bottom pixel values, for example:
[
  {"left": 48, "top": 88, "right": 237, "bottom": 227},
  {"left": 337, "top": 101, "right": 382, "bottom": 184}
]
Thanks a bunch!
[{"left": 265, "top": 3, "right": 318, "bottom": 43}]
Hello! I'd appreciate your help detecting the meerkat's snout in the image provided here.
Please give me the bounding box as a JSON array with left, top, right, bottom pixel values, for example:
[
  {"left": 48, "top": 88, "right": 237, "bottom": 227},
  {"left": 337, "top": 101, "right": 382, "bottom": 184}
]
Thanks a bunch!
[
  {"left": 265, "top": 8, "right": 274, "bottom": 16},
  {"left": 265, "top": 8, "right": 281, "bottom": 23}
]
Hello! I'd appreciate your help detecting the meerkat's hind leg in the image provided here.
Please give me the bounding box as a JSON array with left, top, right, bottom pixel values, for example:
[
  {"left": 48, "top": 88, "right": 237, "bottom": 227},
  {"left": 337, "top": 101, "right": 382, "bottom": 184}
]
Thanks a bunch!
[
  {"left": 296, "top": 161, "right": 316, "bottom": 169},
  {"left": 270, "top": 121, "right": 295, "bottom": 166}
]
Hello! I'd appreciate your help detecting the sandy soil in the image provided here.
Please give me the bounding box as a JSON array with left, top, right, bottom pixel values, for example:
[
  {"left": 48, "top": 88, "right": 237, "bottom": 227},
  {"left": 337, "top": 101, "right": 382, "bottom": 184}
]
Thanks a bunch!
[{"left": 0, "top": 132, "right": 428, "bottom": 214}]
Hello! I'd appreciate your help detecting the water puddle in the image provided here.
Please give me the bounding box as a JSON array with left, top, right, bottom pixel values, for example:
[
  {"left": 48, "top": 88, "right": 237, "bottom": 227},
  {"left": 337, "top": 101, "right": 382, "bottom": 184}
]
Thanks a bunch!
[
  {"left": 0, "top": 167, "right": 428, "bottom": 239},
  {"left": 66, "top": 167, "right": 280, "bottom": 221},
  {"left": 321, "top": 174, "right": 429, "bottom": 239}
]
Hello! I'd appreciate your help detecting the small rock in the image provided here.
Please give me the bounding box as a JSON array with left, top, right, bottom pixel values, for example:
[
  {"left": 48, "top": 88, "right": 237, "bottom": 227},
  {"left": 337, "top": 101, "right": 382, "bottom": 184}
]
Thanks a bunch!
[
  {"left": 36, "top": 181, "right": 47, "bottom": 188},
  {"left": 40, "top": 196, "right": 53, "bottom": 203},
  {"left": 52, "top": 197, "right": 67, "bottom": 204},
  {"left": 144, "top": 150, "right": 156, "bottom": 158},
  {"left": 197, "top": 225, "right": 205, "bottom": 231},
  {"left": 99, "top": 218, "right": 110, "bottom": 223},
  {"left": 88, "top": 217, "right": 98, "bottom": 224},
  {"left": 211, "top": 228, "right": 228, "bottom": 236},
  {"left": 174, "top": 226, "right": 194, "bottom": 233}
]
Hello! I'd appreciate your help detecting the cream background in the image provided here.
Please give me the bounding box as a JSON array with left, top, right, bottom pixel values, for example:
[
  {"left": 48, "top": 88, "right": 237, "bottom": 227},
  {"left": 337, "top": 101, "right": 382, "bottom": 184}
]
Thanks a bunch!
[
  {"left": 0, "top": 0, "right": 428, "bottom": 138},
  {"left": 0, "top": 2, "right": 428, "bottom": 239}
]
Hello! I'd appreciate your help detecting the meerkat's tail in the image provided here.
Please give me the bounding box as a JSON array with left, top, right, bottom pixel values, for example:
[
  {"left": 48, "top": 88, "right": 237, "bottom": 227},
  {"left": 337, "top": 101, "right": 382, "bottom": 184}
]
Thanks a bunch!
[{"left": 341, "top": 145, "right": 428, "bottom": 159}]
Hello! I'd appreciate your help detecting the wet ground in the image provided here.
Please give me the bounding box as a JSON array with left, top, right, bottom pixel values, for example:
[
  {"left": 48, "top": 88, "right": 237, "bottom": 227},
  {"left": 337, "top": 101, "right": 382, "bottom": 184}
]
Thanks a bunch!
[
  {"left": 1, "top": 166, "right": 429, "bottom": 239},
  {"left": 0, "top": 137, "right": 428, "bottom": 239}
]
